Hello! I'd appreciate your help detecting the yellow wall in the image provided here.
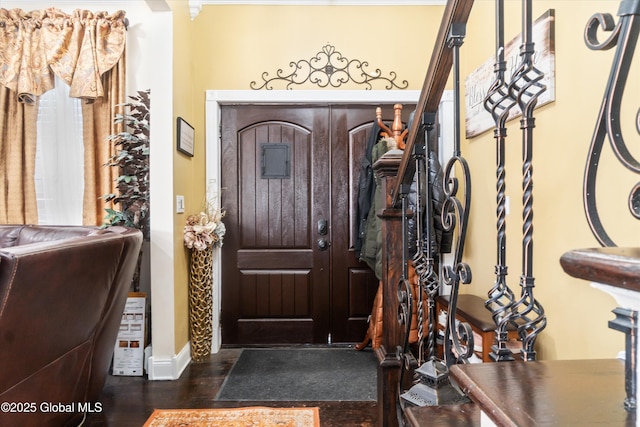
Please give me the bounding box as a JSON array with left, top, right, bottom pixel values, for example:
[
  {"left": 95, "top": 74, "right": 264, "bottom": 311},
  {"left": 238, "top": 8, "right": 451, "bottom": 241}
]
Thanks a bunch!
[
  {"left": 171, "top": 0, "right": 199, "bottom": 353},
  {"left": 173, "top": 1, "right": 637, "bottom": 360},
  {"left": 191, "top": 5, "right": 444, "bottom": 91}
]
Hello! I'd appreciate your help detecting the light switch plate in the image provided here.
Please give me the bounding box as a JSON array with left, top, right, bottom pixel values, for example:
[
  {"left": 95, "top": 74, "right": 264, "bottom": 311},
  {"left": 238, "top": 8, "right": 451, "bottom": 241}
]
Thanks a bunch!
[{"left": 176, "top": 195, "right": 185, "bottom": 214}]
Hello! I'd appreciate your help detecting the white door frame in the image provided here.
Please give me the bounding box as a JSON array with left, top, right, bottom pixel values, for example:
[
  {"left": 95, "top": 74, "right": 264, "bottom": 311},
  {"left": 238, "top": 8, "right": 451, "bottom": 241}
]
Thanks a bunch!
[{"left": 204, "top": 89, "right": 425, "bottom": 352}]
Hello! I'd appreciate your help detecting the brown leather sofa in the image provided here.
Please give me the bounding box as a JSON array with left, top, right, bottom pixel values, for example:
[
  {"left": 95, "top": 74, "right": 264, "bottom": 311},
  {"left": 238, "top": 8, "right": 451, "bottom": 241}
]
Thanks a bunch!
[{"left": 0, "top": 225, "right": 143, "bottom": 427}]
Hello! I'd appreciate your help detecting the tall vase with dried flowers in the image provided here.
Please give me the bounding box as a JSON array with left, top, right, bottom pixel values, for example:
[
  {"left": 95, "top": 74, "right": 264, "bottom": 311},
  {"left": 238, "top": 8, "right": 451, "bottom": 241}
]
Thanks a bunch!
[{"left": 183, "top": 207, "right": 225, "bottom": 361}]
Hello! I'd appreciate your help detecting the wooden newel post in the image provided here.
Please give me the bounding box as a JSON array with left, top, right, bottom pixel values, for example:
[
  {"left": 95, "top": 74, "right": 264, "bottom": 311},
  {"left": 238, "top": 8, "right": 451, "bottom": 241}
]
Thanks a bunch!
[{"left": 373, "top": 149, "right": 406, "bottom": 427}]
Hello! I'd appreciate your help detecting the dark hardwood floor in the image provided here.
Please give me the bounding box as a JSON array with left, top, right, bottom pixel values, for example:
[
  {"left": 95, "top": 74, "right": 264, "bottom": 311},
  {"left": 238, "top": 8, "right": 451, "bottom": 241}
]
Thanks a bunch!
[{"left": 83, "top": 347, "right": 377, "bottom": 427}]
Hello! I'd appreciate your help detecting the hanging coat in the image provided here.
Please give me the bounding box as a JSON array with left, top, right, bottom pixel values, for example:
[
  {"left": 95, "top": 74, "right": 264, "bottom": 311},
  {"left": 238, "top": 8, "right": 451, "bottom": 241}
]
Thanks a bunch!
[
  {"left": 354, "top": 121, "right": 384, "bottom": 259},
  {"left": 359, "top": 137, "right": 391, "bottom": 280}
]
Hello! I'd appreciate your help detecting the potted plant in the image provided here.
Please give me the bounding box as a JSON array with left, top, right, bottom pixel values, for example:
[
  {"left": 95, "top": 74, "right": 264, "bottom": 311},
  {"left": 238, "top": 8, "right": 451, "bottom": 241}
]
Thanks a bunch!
[{"left": 103, "top": 89, "right": 150, "bottom": 292}]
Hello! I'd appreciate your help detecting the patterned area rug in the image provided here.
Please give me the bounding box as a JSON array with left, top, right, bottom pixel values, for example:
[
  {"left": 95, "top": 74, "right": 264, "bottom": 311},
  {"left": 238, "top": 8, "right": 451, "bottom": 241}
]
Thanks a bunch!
[{"left": 142, "top": 407, "right": 320, "bottom": 427}]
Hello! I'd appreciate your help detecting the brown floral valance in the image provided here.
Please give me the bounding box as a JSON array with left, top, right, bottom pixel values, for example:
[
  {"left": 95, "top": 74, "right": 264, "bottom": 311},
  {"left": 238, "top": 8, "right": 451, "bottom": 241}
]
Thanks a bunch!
[{"left": 0, "top": 8, "right": 127, "bottom": 104}]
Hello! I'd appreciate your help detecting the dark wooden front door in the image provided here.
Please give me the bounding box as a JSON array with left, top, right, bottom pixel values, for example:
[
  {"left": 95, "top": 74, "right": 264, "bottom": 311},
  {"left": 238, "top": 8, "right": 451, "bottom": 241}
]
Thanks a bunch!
[{"left": 221, "top": 104, "right": 411, "bottom": 345}]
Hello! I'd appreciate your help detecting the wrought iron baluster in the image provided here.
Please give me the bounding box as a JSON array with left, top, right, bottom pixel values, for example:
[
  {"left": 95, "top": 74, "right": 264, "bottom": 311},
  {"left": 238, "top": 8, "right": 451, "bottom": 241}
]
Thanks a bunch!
[
  {"left": 410, "top": 119, "right": 440, "bottom": 364},
  {"left": 398, "top": 23, "right": 473, "bottom": 409},
  {"left": 583, "top": 0, "right": 640, "bottom": 246},
  {"left": 441, "top": 22, "right": 474, "bottom": 367},
  {"left": 609, "top": 307, "right": 638, "bottom": 410},
  {"left": 504, "top": 0, "right": 547, "bottom": 361},
  {"left": 398, "top": 191, "right": 414, "bottom": 361},
  {"left": 484, "top": 0, "right": 518, "bottom": 362},
  {"left": 582, "top": 0, "right": 640, "bottom": 411},
  {"left": 396, "top": 190, "right": 418, "bottom": 420},
  {"left": 412, "top": 143, "right": 428, "bottom": 366}
]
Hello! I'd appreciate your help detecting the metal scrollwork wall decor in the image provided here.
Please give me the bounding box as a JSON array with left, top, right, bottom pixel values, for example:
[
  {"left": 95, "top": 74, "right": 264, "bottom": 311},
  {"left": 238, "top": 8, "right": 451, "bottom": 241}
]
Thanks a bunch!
[{"left": 250, "top": 43, "right": 409, "bottom": 90}]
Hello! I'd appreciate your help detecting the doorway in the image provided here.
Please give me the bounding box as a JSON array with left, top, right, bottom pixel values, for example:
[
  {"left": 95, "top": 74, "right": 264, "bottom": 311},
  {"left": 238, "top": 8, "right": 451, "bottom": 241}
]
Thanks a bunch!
[
  {"left": 220, "top": 103, "right": 415, "bottom": 345},
  {"left": 205, "top": 90, "right": 423, "bottom": 350}
]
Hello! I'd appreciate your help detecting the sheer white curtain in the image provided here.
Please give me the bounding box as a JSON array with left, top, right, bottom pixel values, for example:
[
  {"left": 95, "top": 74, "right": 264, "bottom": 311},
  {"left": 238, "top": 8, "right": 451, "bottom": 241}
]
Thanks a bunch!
[{"left": 35, "top": 76, "right": 84, "bottom": 225}]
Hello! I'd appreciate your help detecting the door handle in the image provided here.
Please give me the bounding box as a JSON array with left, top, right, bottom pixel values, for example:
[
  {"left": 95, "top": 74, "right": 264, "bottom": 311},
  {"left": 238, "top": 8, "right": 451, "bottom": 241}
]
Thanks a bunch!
[
  {"left": 317, "top": 219, "right": 328, "bottom": 235},
  {"left": 317, "top": 238, "right": 329, "bottom": 251}
]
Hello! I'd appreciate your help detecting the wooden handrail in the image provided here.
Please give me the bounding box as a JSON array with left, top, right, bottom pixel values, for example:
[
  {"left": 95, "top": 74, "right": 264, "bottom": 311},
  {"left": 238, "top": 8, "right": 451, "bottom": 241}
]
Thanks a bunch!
[{"left": 391, "top": 0, "right": 475, "bottom": 206}]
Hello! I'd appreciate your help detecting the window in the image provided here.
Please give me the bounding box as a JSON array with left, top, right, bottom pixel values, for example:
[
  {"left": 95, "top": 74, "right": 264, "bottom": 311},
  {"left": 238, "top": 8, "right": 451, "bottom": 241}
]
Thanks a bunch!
[{"left": 34, "top": 76, "right": 85, "bottom": 225}]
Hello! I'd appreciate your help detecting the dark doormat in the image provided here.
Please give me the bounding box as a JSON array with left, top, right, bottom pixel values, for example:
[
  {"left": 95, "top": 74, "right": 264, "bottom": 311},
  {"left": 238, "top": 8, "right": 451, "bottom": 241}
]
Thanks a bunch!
[{"left": 215, "top": 347, "right": 377, "bottom": 401}]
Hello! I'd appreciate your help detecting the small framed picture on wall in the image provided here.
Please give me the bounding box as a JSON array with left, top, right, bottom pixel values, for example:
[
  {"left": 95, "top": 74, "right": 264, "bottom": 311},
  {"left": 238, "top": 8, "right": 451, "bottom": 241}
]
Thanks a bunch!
[{"left": 177, "top": 117, "right": 194, "bottom": 157}]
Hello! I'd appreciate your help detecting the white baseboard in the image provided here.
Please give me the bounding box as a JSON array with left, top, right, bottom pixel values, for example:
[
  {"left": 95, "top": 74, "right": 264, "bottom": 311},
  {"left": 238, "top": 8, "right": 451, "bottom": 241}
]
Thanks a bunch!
[{"left": 146, "top": 342, "right": 191, "bottom": 380}]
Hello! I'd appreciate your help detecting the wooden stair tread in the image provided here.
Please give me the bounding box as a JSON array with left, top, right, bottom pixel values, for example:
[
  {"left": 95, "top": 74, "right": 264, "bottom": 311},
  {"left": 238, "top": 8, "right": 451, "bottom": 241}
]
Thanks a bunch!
[{"left": 449, "top": 359, "right": 631, "bottom": 426}]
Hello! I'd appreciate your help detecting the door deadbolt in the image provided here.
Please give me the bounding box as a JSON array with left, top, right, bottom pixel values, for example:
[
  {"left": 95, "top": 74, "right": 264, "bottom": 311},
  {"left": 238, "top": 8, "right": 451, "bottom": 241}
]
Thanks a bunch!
[{"left": 317, "top": 219, "right": 328, "bottom": 235}]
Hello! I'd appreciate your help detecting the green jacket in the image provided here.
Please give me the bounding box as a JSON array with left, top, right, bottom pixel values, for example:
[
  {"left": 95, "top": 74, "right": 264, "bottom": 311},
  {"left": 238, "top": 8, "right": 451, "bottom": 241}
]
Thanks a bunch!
[{"left": 359, "top": 138, "right": 390, "bottom": 280}]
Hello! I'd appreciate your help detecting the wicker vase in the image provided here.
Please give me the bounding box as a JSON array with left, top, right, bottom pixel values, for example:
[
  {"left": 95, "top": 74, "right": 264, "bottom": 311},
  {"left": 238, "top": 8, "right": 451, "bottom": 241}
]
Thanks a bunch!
[{"left": 188, "top": 246, "right": 214, "bottom": 361}]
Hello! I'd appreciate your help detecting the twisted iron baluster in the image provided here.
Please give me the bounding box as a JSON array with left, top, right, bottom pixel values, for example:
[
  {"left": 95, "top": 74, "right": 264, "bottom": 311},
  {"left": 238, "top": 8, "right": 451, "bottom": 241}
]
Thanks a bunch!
[
  {"left": 484, "top": 0, "right": 517, "bottom": 362},
  {"left": 411, "top": 143, "right": 428, "bottom": 365},
  {"left": 398, "top": 192, "right": 414, "bottom": 362},
  {"left": 504, "top": 0, "right": 547, "bottom": 361},
  {"left": 441, "top": 23, "right": 474, "bottom": 366},
  {"left": 411, "top": 122, "right": 440, "bottom": 364},
  {"left": 397, "top": 192, "right": 416, "bottom": 426},
  {"left": 583, "top": 1, "right": 640, "bottom": 246}
]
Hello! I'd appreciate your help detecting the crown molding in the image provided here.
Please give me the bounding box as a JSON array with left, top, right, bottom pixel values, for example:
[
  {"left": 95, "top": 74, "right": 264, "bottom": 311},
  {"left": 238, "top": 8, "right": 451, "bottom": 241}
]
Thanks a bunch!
[{"left": 189, "top": 0, "right": 445, "bottom": 19}]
